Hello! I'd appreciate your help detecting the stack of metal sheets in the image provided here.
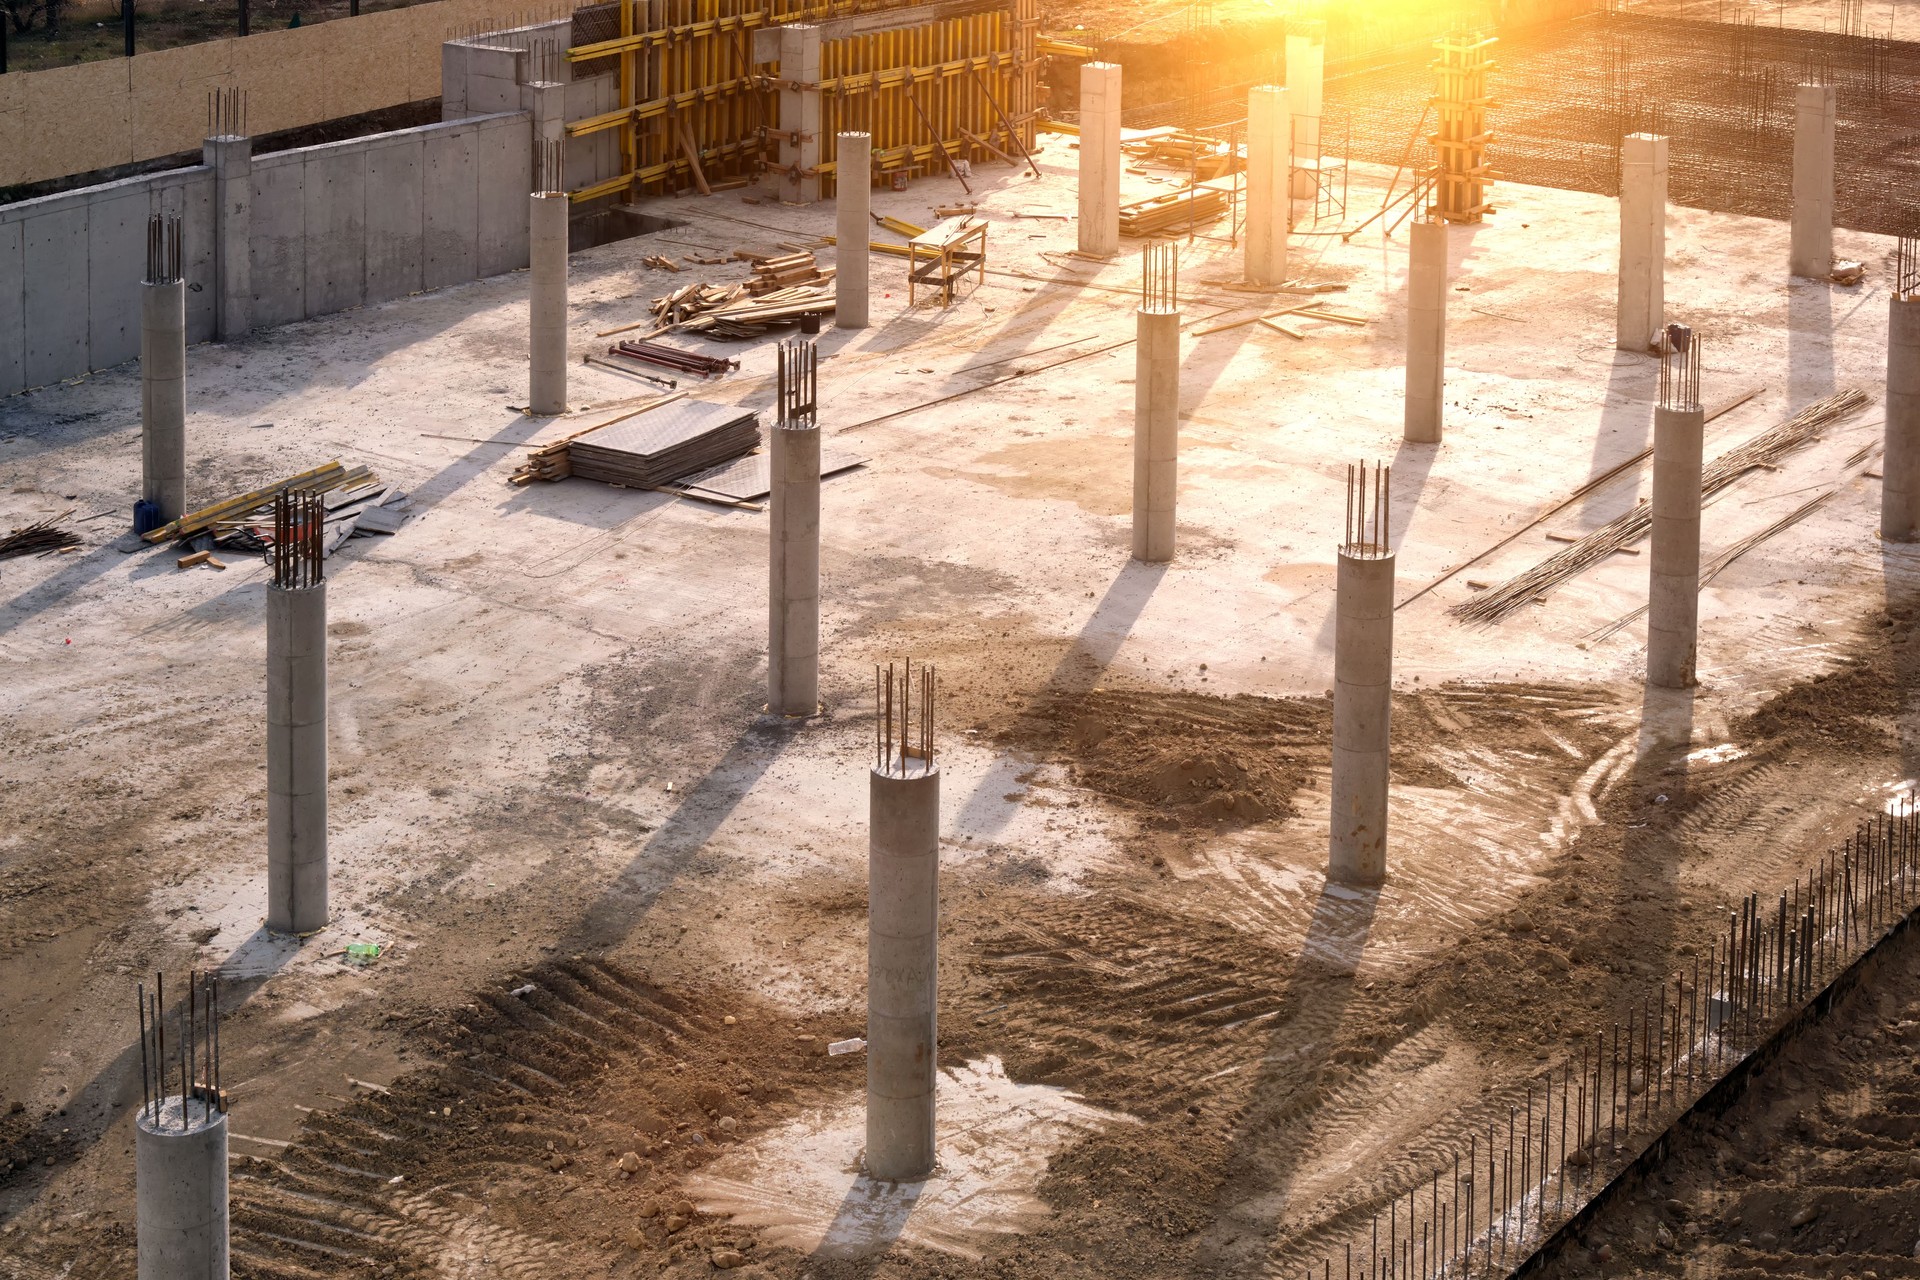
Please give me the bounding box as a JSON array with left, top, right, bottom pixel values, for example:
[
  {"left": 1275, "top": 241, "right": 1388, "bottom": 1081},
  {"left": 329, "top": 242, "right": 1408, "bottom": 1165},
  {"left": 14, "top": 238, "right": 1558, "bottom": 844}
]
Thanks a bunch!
[{"left": 568, "top": 400, "right": 761, "bottom": 489}]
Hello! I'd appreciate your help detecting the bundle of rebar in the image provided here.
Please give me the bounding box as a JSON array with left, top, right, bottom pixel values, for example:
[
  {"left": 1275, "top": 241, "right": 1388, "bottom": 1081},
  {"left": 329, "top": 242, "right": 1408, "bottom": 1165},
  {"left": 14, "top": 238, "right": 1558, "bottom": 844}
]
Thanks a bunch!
[
  {"left": 0, "top": 513, "right": 82, "bottom": 560},
  {"left": 608, "top": 340, "right": 739, "bottom": 379},
  {"left": 1451, "top": 387, "right": 1869, "bottom": 624}
]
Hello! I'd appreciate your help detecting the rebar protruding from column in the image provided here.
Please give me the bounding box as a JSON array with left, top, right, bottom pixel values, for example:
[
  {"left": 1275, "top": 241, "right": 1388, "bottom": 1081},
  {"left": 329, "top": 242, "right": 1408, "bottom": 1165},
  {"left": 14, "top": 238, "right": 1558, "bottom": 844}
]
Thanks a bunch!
[
  {"left": 868, "top": 659, "right": 938, "bottom": 1182},
  {"left": 534, "top": 138, "right": 564, "bottom": 195},
  {"left": 271, "top": 489, "right": 325, "bottom": 590},
  {"left": 528, "top": 183, "right": 569, "bottom": 416},
  {"left": 145, "top": 214, "right": 182, "bottom": 285},
  {"left": 836, "top": 132, "right": 872, "bottom": 330},
  {"left": 1331, "top": 462, "right": 1394, "bottom": 887},
  {"left": 769, "top": 338, "right": 821, "bottom": 717},
  {"left": 1133, "top": 241, "right": 1181, "bottom": 564},
  {"left": 1403, "top": 215, "right": 1448, "bottom": 443},
  {"left": 267, "top": 491, "right": 329, "bottom": 936},
  {"left": 136, "top": 970, "right": 229, "bottom": 1280},
  {"left": 206, "top": 86, "right": 248, "bottom": 140},
  {"left": 1649, "top": 325, "right": 1705, "bottom": 689},
  {"left": 1886, "top": 235, "right": 1920, "bottom": 541},
  {"left": 141, "top": 215, "right": 188, "bottom": 528}
]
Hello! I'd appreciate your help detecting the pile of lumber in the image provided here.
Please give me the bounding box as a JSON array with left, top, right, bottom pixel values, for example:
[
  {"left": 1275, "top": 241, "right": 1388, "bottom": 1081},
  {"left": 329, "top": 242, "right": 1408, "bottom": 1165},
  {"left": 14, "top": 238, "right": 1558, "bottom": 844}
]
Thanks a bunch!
[
  {"left": 321, "top": 482, "right": 413, "bottom": 554},
  {"left": 645, "top": 251, "right": 837, "bottom": 340},
  {"left": 1123, "top": 128, "right": 1242, "bottom": 179},
  {"left": 1118, "top": 183, "right": 1231, "bottom": 237},
  {"left": 141, "top": 462, "right": 381, "bottom": 550},
  {"left": 569, "top": 400, "right": 760, "bottom": 489}
]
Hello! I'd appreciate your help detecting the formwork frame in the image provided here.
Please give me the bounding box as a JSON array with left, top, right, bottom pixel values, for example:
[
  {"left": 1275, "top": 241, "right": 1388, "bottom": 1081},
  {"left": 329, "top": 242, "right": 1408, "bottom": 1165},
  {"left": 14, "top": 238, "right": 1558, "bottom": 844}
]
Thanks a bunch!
[
  {"left": 564, "top": 0, "right": 1038, "bottom": 203},
  {"left": 1429, "top": 31, "right": 1498, "bottom": 223}
]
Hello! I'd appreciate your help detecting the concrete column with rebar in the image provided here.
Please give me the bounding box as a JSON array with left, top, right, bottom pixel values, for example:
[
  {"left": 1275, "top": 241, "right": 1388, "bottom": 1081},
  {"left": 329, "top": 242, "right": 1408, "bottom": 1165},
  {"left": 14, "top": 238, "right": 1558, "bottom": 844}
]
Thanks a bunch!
[
  {"left": 1649, "top": 334, "right": 1705, "bottom": 689},
  {"left": 137, "top": 1098, "right": 229, "bottom": 1280},
  {"left": 1285, "top": 21, "right": 1325, "bottom": 198},
  {"left": 203, "top": 134, "right": 252, "bottom": 341},
  {"left": 1078, "top": 62, "right": 1122, "bottom": 258},
  {"left": 141, "top": 218, "right": 187, "bottom": 526},
  {"left": 1245, "top": 84, "right": 1289, "bottom": 286},
  {"left": 1403, "top": 218, "right": 1447, "bottom": 444},
  {"left": 1133, "top": 243, "right": 1180, "bottom": 562},
  {"left": 768, "top": 340, "right": 820, "bottom": 716},
  {"left": 1791, "top": 81, "right": 1836, "bottom": 279},
  {"left": 1330, "top": 464, "right": 1393, "bottom": 886},
  {"left": 1617, "top": 132, "right": 1667, "bottom": 352},
  {"left": 867, "top": 662, "right": 939, "bottom": 1182},
  {"left": 528, "top": 190, "right": 568, "bottom": 416},
  {"left": 778, "top": 25, "right": 823, "bottom": 205},
  {"left": 267, "top": 496, "right": 328, "bottom": 935},
  {"left": 1885, "top": 281, "right": 1920, "bottom": 542},
  {"left": 836, "top": 132, "right": 872, "bottom": 330}
]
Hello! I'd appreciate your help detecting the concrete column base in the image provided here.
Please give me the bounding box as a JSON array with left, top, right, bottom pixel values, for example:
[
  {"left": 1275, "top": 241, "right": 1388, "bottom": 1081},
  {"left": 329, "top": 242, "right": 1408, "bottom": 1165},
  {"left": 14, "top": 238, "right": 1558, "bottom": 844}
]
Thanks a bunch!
[
  {"left": 137, "top": 1098, "right": 229, "bottom": 1280},
  {"left": 1884, "top": 297, "right": 1920, "bottom": 541},
  {"left": 1403, "top": 221, "right": 1447, "bottom": 444},
  {"left": 141, "top": 279, "right": 188, "bottom": 524},
  {"left": 1132, "top": 308, "right": 1180, "bottom": 563},
  {"left": 1330, "top": 549, "right": 1394, "bottom": 885},
  {"left": 267, "top": 582, "right": 328, "bottom": 935},
  {"left": 867, "top": 765, "right": 939, "bottom": 1182},
  {"left": 768, "top": 421, "right": 821, "bottom": 716},
  {"left": 528, "top": 192, "right": 568, "bottom": 417},
  {"left": 1648, "top": 404, "right": 1705, "bottom": 689}
]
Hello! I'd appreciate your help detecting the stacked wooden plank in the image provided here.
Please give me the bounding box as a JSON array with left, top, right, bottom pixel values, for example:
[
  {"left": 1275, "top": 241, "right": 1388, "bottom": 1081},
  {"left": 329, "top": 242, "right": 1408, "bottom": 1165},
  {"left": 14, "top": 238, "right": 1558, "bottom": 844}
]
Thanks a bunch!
[
  {"left": 568, "top": 400, "right": 761, "bottom": 489},
  {"left": 1118, "top": 183, "right": 1232, "bottom": 237},
  {"left": 681, "top": 284, "right": 837, "bottom": 339},
  {"left": 1123, "top": 129, "right": 1242, "bottom": 179},
  {"left": 140, "top": 462, "right": 377, "bottom": 546},
  {"left": 738, "top": 249, "right": 829, "bottom": 294}
]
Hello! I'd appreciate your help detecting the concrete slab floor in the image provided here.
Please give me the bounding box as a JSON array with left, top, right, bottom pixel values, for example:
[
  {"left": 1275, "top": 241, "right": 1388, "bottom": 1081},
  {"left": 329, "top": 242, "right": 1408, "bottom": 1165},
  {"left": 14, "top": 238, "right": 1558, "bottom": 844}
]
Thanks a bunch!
[{"left": 1, "top": 140, "right": 1913, "bottom": 1276}]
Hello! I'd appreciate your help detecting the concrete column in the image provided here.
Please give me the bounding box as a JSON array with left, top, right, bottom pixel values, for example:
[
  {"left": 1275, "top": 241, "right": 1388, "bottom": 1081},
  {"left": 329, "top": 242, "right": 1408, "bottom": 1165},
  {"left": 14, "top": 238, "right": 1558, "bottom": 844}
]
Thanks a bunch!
[
  {"left": 1790, "top": 82, "right": 1836, "bottom": 279},
  {"left": 1132, "top": 308, "right": 1180, "bottom": 562},
  {"left": 140, "top": 279, "right": 187, "bottom": 525},
  {"left": 1077, "top": 62, "right": 1122, "bottom": 258},
  {"left": 778, "top": 25, "right": 822, "bottom": 205},
  {"left": 203, "top": 135, "right": 252, "bottom": 340},
  {"left": 836, "top": 132, "right": 871, "bottom": 330},
  {"left": 267, "top": 582, "right": 328, "bottom": 935},
  {"left": 768, "top": 419, "right": 821, "bottom": 716},
  {"left": 1329, "top": 548, "right": 1393, "bottom": 886},
  {"left": 1285, "top": 23, "right": 1325, "bottom": 196},
  {"left": 1403, "top": 219, "right": 1448, "bottom": 444},
  {"left": 1648, "top": 403, "right": 1705, "bottom": 688},
  {"left": 867, "top": 761, "right": 939, "bottom": 1182},
  {"left": 528, "top": 192, "right": 569, "bottom": 416},
  {"left": 1244, "top": 84, "right": 1289, "bottom": 286},
  {"left": 1885, "top": 296, "right": 1920, "bottom": 541},
  {"left": 137, "top": 1097, "right": 229, "bottom": 1280},
  {"left": 1617, "top": 133, "right": 1667, "bottom": 352}
]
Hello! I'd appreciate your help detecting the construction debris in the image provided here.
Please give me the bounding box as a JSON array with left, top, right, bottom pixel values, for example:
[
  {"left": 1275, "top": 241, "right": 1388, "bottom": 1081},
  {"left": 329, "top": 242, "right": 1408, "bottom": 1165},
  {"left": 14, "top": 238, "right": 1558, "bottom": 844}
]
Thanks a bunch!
[
  {"left": 0, "top": 513, "right": 83, "bottom": 560},
  {"left": 642, "top": 254, "right": 682, "bottom": 272},
  {"left": 646, "top": 251, "right": 837, "bottom": 340},
  {"left": 1122, "top": 127, "right": 1244, "bottom": 180}
]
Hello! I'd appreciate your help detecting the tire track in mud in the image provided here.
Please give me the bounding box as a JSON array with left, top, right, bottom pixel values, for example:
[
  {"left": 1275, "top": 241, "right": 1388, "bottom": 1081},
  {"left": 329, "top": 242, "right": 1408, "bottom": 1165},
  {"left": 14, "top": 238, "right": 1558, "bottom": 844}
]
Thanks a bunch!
[{"left": 17, "top": 958, "right": 851, "bottom": 1280}]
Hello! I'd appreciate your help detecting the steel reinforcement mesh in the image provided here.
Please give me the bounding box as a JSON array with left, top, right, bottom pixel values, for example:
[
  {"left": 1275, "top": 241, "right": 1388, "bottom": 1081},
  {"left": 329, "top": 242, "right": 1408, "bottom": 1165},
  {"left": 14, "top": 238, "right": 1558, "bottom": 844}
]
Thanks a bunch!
[
  {"left": 1117, "top": 11, "right": 1920, "bottom": 236},
  {"left": 1326, "top": 11, "right": 1920, "bottom": 235}
]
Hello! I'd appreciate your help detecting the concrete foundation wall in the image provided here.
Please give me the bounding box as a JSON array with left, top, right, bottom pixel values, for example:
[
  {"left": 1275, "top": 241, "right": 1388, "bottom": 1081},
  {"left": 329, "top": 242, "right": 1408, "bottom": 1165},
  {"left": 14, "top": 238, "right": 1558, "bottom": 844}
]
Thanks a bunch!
[
  {"left": 0, "top": 0, "right": 561, "bottom": 189},
  {"left": 2, "top": 110, "right": 529, "bottom": 397},
  {"left": 442, "top": 26, "right": 621, "bottom": 199},
  {"left": 249, "top": 111, "right": 530, "bottom": 330},
  {"left": 0, "top": 166, "right": 215, "bottom": 396}
]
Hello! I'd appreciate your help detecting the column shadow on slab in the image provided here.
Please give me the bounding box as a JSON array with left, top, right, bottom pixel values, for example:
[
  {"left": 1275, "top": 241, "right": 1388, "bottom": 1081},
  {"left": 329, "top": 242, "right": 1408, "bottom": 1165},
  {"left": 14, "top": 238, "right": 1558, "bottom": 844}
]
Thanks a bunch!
[
  {"left": 815, "top": 1169, "right": 926, "bottom": 1259},
  {"left": 1787, "top": 278, "right": 1838, "bottom": 413},
  {"left": 950, "top": 556, "right": 1167, "bottom": 844},
  {"left": 557, "top": 713, "right": 807, "bottom": 955},
  {"left": 1577, "top": 350, "right": 1658, "bottom": 523},
  {"left": 1187, "top": 878, "right": 1380, "bottom": 1279}
]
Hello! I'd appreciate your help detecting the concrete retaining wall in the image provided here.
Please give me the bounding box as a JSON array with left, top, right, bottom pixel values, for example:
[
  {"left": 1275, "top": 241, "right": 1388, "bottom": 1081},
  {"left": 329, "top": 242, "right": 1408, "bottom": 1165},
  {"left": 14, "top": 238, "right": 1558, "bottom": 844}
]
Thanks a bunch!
[
  {"left": 247, "top": 110, "right": 530, "bottom": 329},
  {"left": 0, "top": 110, "right": 530, "bottom": 397},
  {"left": 0, "top": 0, "right": 558, "bottom": 189},
  {"left": 0, "top": 166, "right": 215, "bottom": 396}
]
